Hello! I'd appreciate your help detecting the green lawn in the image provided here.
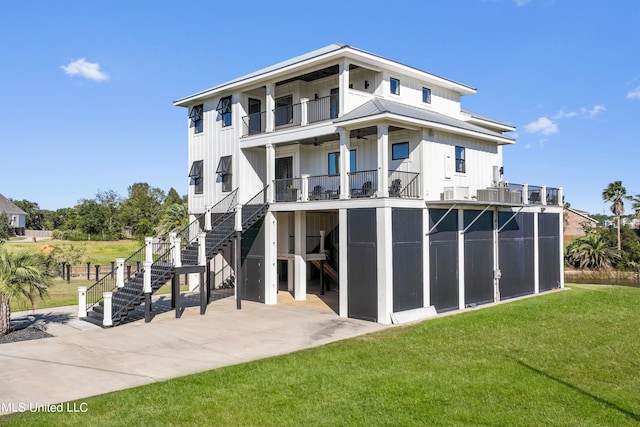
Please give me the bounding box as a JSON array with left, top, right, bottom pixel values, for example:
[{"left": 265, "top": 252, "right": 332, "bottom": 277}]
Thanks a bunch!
[
  {"left": 5, "top": 240, "right": 141, "bottom": 265},
  {"left": 4, "top": 284, "right": 640, "bottom": 426}
]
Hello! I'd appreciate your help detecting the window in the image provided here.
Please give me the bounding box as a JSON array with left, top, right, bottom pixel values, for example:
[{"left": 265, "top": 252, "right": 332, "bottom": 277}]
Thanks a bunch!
[
  {"left": 422, "top": 87, "right": 431, "bottom": 104},
  {"left": 328, "top": 150, "right": 357, "bottom": 175},
  {"left": 392, "top": 142, "right": 409, "bottom": 160},
  {"left": 189, "top": 104, "right": 203, "bottom": 134},
  {"left": 390, "top": 77, "right": 400, "bottom": 95},
  {"left": 189, "top": 160, "right": 203, "bottom": 194},
  {"left": 216, "top": 96, "right": 232, "bottom": 127},
  {"left": 455, "top": 146, "right": 465, "bottom": 173},
  {"left": 216, "top": 155, "right": 232, "bottom": 192}
]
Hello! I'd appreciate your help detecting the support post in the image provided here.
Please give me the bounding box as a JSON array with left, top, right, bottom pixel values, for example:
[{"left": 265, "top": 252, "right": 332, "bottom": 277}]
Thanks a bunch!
[
  {"left": 301, "top": 174, "right": 310, "bottom": 202},
  {"left": 235, "top": 233, "right": 242, "bottom": 310},
  {"left": 204, "top": 205, "right": 212, "bottom": 231},
  {"left": 200, "top": 271, "right": 206, "bottom": 315},
  {"left": 145, "top": 237, "right": 154, "bottom": 263},
  {"left": 78, "top": 286, "right": 87, "bottom": 318},
  {"left": 300, "top": 98, "right": 309, "bottom": 126},
  {"left": 522, "top": 183, "right": 529, "bottom": 205},
  {"left": 66, "top": 264, "right": 71, "bottom": 283},
  {"left": 144, "top": 261, "right": 152, "bottom": 323},
  {"left": 61, "top": 262, "right": 66, "bottom": 279},
  {"left": 116, "top": 258, "right": 125, "bottom": 288},
  {"left": 103, "top": 292, "right": 113, "bottom": 327},
  {"left": 95, "top": 264, "right": 100, "bottom": 281},
  {"left": 540, "top": 185, "right": 548, "bottom": 206},
  {"left": 170, "top": 233, "right": 182, "bottom": 268},
  {"left": 338, "top": 128, "right": 350, "bottom": 199},
  {"left": 198, "top": 232, "right": 207, "bottom": 266},
  {"left": 86, "top": 262, "right": 91, "bottom": 280},
  {"left": 377, "top": 124, "right": 389, "bottom": 198}
]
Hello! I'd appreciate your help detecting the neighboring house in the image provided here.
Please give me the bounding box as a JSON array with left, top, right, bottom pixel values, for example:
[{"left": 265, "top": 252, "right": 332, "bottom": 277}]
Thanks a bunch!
[
  {"left": 0, "top": 193, "right": 26, "bottom": 236},
  {"left": 174, "top": 44, "right": 564, "bottom": 324},
  {"left": 563, "top": 207, "right": 598, "bottom": 237}
]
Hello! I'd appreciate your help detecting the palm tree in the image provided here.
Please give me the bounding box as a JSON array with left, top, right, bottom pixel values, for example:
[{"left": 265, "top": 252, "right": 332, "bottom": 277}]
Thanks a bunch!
[
  {"left": 154, "top": 203, "right": 189, "bottom": 237},
  {"left": 565, "top": 232, "right": 620, "bottom": 270},
  {"left": 602, "top": 181, "right": 630, "bottom": 251},
  {"left": 0, "top": 249, "right": 50, "bottom": 336},
  {"left": 632, "top": 194, "right": 640, "bottom": 218}
]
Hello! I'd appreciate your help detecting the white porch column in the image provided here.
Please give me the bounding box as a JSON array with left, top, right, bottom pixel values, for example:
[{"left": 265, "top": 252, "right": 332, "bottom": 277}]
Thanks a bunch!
[
  {"left": 338, "top": 208, "right": 348, "bottom": 317},
  {"left": 300, "top": 98, "right": 309, "bottom": 126},
  {"left": 145, "top": 237, "right": 153, "bottom": 263},
  {"left": 458, "top": 209, "right": 465, "bottom": 310},
  {"left": 264, "top": 211, "right": 278, "bottom": 304},
  {"left": 338, "top": 128, "right": 350, "bottom": 199},
  {"left": 377, "top": 124, "right": 389, "bottom": 198},
  {"left": 266, "top": 83, "right": 275, "bottom": 133},
  {"left": 103, "top": 292, "right": 113, "bottom": 327},
  {"left": 77, "top": 286, "right": 87, "bottom": 318},
  {"left": 338, "top": 59, "right": 349, "bottom": 117},
  {"left": 294, "top": 210, "right": 307, "bottom": 300},
  {"left": 301, "top": 175, "right": 310, "bottom": 202},
  {"left": 522, "top": 183, "right": 529, "bottom": 204},
  {"left": 421, "top": 129, "right": 431, "bottom": 200},
  {"left": 266, "top": 143, "right": 275, "bottom": 202},
  {"left": 493, "top": 207, "right": 501, "bottom": 303},
  {"left": 376, "top": 207, "right": 393, "bottom": 324},
  {"left": 116, "top": 258, "right": 125, "bottom": 288},
  {"left": 558, "top": 209, "right": 565, "bottom": 289}
]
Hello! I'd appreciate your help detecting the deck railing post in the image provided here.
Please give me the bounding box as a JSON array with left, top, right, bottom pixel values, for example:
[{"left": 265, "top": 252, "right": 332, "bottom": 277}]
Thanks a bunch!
[
  {"left": 300, "top": 98, "right": 309, "bottom": 126},
  {"left": 198, "top": 232, "right": 207, "bottom": 266},
  {"left": 204, "top": 205, "right": 212, "bottom": 231},
  {"left": 116, "top": 258, "right": 125, "bottom": 288},
  {"left": 301, "top": 174, "right": 310, "bottom": 202},
  {"left": 522, "top": 183, "right": 529, "bottom": 204},
  {"left": 557, "top": 187, "right": 563, "bottom": 206},
  {"left": 78, "top": 286, "right": 87, "bottom": 318},
  {"left": 144, "top": 261, "right": 152, "bottom": 323},
  {"left": 540, "top": 186, "right": 547, "bottom": 206},
  {"left": 145, "top": 237, "right": 153, "bottom": 263},
  {"left": 170, "top": 233, "right": 182, "bottom": 268},
  {"left": 103, "top": 292, "right": 113, "bottom": 327}
]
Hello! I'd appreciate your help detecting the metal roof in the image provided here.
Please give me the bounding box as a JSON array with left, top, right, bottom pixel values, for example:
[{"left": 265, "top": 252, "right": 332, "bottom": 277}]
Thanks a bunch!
[
  {"left": 334, "top": 98, "right": 514, "bottom": 143},
  {"left": 0, "top": 194, "right": 26, "bottom": 215},
  {"left": 174, "top": 44, "right": 476, "bottom": 106}
]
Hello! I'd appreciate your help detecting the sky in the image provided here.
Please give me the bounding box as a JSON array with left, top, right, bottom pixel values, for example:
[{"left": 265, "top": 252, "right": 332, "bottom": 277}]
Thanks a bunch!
[{"left": 0, "top": 0, "right": 638, "bottom": 216}]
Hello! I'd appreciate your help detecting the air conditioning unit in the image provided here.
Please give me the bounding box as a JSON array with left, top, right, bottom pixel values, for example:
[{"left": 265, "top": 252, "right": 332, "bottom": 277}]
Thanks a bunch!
[
  {"left": 444, "top": 186, "right": 470, "bottom": 200},
  {"left": 477, "top": 188, "right": 499, "bottom": 202}
]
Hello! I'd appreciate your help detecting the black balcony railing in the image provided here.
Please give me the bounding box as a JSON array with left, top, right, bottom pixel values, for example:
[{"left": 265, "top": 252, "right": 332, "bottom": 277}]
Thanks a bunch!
[
  {"left": 308, "top": 174, "right": 340, "bottom": 200},
  {"left": 274, "top": 178, "right": 302, "bottom": 202},
  {"left": 308, "top": 95, "right": 339, "bottom": 124},
  {"left": 241, "top": 111, "right": 266, "bottom": 137},
  {"left": 527, "top": 185, "right": 542, "bottom": 204},
  {"left": 388, "top": 170, "right": 420, "bottom": 199},
  {"left": 274, "top": 103, "right": 302, "bottom": 129},
  {"left": 349, "top": 170, "right": 378, "bottom": 198}
]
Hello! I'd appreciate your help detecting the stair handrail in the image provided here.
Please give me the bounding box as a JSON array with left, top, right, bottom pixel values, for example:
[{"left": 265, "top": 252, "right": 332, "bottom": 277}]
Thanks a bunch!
[
  {"left": 242, "top": 185, "right": 269, "bottom": 226},
  {"left": 175, "top": 188, "right": 238, "bottom": 246},
  {"left": 85, "top": 267, "right": 118, "bottom": 311}
]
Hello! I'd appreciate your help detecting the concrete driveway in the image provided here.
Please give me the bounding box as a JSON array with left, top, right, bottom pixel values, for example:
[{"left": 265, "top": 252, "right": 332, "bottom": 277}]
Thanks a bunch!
[{"left": 0, "top": 294, "right": 387, "bottom": 415}]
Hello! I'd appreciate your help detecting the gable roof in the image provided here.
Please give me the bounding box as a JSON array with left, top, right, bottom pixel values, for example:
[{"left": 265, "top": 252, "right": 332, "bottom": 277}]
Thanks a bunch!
[
  {"left": 565, "top": 207, "right": 598, "bottom": 224},
  {"left": 174, "top": 44, "right": 476, "bottom": 106},
  {"left": 334, "top": 98, "right": 515, "bottom": 145},
  {"left": 0, "top": 193, "right": 26, "bottom": 215}
]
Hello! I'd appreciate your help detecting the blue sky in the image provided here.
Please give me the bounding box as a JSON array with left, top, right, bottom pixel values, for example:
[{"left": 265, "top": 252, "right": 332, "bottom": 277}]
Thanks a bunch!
[{"left": 1, "top": 0, "right": 638, "bottom": 216}]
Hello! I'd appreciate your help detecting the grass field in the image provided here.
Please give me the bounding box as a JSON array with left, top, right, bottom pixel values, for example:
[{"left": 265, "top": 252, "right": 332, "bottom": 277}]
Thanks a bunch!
[
  {"left": 4, "top": 240, "right": 141, "bottom": 265},
  {"left": 3, "top": 284, "right": 640, "bottom": 426}
]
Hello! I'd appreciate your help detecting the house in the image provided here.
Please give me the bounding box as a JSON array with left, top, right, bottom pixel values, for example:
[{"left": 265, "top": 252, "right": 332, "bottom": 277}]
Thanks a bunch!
[
  {"left": 563, "top": 207, "right": 598, "bottom": 237},
  {"left": 173, "top": 44, "right": 564, "bottom": 324},
  {"left": 0, "top": 193, "right": 26, "bottom": 236}
]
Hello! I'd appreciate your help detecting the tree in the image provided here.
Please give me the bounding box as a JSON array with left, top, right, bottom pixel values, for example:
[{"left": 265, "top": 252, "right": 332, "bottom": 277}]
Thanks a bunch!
[
  {"left": 0, "top": 212, "right": 13, "bottom": 244},
  {"left": 602, "top": 181, "right": 631, "bottom": 251},
  {"left": 0, "top": 249, "right": 50, "bottom": 336},
  {"left": 155, "top": 203, "right": 189, "bottom": 236},
  {"left": 164, "top": 187, "right": 184, "bottom": 207},
  {"left": 12, "top": 199, "right": 48, "bottom": 230},
  {"left": 120, "top": 183, "right": 165, "bottom": 239},
  {"left": 633, "top": 194, "right": 640, "bottom": 218},
  {"left": 565, "top": 231, "right": 620, "bottom": 270}
]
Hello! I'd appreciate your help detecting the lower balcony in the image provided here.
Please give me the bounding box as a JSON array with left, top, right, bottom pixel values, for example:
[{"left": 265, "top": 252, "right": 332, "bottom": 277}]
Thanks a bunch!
[{"left": 273, "top": 170, "right": 421, "bottom": 203}]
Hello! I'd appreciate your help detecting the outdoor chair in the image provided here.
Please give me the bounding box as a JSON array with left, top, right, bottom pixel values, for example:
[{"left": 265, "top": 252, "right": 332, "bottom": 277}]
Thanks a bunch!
[
  {"left": 389, "top": 179, "right": 402, "bottom": 197},
  {"left": 309, "top": 185, "right": 324, "bottom": 200}
]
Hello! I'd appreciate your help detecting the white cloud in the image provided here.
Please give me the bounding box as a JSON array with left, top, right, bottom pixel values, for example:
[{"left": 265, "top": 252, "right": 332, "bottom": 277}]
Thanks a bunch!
[
  {"left": 60, "top": 58, "right": 109, "bottom": 82},
  {"left": 581, "top": 105, "right": 606, "bottom": 117},
  {"left": 514, "top": 0, "right": 532, "bottom": 6},
  {"left": 553, "top": 110, "right": 577, "bottom": 119},
  {"left": 627, "top": 87, "right": 640, "bottom": 99},
  {"left": 524, "top": 117, "right": 558, "bottom": 135}
]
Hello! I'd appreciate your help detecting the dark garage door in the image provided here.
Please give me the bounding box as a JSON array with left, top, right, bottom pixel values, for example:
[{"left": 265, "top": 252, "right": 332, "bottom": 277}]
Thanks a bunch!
[
  {"left": 498, "top": 212, "right": 534, "bottom": 299},
  {"left": 464, "top": 210, "right": 494, "bottom": 306}
]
